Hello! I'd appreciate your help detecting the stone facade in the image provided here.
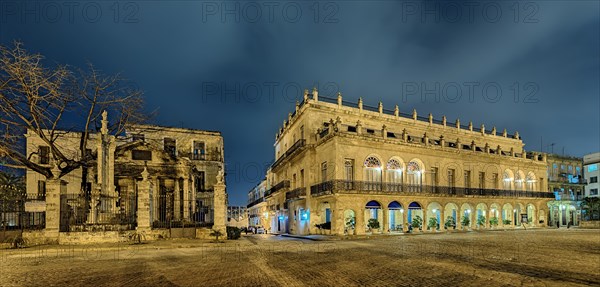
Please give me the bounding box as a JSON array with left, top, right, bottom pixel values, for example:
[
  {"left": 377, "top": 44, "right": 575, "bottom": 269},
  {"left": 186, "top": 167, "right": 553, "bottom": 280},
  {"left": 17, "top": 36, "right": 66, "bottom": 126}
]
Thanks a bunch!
[
  {"left": 24, "top": 112, "right": 226, "bottom": 241},
  {"left": 247, "top": 180, "right": 268, "bottom": 229},
  {"left": 544, "top": 153, "right": 585, "bottom": 227},
  {"left": 250, "top": 89, "right": 552, "bottom": 236}
]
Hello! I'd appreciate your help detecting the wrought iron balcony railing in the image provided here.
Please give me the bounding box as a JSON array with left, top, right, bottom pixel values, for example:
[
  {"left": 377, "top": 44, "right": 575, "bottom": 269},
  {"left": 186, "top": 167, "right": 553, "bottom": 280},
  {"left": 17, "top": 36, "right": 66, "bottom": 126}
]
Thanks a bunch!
[
  {"left": 271, "top": 139, "right": 306, "bottom": 169},
  {"left": 285, "top": 187, "right": 306, "bottom": 201},
  {"left": 310, "top": 180, "right": 555, "bottom": 199},
  {"left": 264, "top": 180, "right": 290, "bottom": 198},
  {"left": 247, "top": 197, "right": 265, "bottom": 208}
]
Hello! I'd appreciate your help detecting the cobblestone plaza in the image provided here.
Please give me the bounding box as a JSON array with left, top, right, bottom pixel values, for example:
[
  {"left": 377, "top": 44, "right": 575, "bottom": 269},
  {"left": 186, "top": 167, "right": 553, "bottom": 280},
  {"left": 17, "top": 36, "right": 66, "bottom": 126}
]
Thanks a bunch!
[{"left": 1, "top": 229, "right": 599, "bottom": 286}]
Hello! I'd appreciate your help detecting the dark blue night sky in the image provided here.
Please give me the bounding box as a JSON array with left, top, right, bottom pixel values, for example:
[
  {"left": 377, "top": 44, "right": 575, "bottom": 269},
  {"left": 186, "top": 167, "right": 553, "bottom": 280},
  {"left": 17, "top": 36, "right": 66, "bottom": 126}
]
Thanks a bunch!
[{"left": 2, "top": 1, "right": 599, "bottom": 205}]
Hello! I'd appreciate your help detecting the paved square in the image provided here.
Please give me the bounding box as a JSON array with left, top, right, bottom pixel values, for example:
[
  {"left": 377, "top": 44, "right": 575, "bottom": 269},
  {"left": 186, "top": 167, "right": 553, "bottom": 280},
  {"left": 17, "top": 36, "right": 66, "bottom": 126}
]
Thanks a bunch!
[{"left": 1, "top": 229, "right": 599, "bottom": 286}]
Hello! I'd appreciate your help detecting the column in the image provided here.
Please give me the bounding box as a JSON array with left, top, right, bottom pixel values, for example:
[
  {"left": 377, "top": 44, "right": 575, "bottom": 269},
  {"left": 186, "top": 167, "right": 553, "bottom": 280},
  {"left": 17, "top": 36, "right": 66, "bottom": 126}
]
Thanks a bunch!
[
  {"left": 182, "top": 177, "right": 190, "bottom": 219},
  {"left": 174, "top": 178, "right": 181, "bottom": 220},
  {"left": 137, "top": 168, "right": 151, "bottom": 230},
  {"left": 382, "top": 207, "right": 389, "bottom": 233},
  {"left": 45, "top": 178, "right": 66, "bottom": 240},
  {"left": 154, "top": 177, "right": 160, "bottom": 224},
  {"left": 402, "top": 208, "right": 409, "bottom": 232},
  {"left": 356, "top": 209, "right": 365, "bottom": 235},
  {"left": 212, "top": 173, "right": 227, "bottom": 235}
]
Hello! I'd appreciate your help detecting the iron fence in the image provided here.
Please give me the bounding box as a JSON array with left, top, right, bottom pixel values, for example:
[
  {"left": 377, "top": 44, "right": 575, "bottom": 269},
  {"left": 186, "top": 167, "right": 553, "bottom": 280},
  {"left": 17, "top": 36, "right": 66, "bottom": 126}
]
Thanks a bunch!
[
  {"left": 150, "top": 194, "right": 214, "bottom": 229},
  {"left": 59, "top": 193, "right": 137, "bottom": 232},
  {"left": 0, "top": 193, "right": 46, "bottom": 230}
]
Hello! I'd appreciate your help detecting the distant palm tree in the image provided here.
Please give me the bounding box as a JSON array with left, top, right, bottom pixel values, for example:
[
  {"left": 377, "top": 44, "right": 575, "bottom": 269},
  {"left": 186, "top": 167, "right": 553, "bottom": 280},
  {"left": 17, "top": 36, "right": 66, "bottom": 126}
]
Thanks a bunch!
[{"left": 0, "top": 172, "right": 25, "bottom": 199}]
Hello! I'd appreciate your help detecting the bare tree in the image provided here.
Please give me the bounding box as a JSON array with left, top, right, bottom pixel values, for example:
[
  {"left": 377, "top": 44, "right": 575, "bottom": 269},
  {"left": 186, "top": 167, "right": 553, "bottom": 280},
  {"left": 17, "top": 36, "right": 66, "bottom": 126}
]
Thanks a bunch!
[{"left": 0, "top": 41, "right": 148, "bottom": 183}]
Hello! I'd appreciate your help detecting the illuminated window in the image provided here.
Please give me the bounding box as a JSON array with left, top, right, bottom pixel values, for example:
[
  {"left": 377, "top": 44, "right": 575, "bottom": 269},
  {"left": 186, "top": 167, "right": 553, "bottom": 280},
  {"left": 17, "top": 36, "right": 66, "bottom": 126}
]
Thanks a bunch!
[
  {"left": 386, "top": 159, "right": 403, "bottom": 184},
  {"left": 364, "top": 157, "right": 382, "bottom": 179},
  {"left": 406, "top": 161, "right": 422, "bottom": 186},
  {"left": 588, "top": 164, "right": 598, "bottom": 172}
]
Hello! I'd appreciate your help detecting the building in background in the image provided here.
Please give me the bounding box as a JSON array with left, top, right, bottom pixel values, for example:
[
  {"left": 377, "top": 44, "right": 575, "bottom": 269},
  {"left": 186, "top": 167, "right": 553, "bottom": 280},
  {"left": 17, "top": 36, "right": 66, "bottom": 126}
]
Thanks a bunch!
[
  {"left": 227, "top": 205, "right": 247, "bottom": 228},
  {"left": 24, "top": 114, "right": 225, "bottom": 233},
  {"left": 544, "top": 153, "right": 585, "bottom": 227},
  {"left": 583, "top": 152, "right": 600, "bottom": 198},
  {"left": 252, "top": 89, "right": 553, "bottom": 236},
  {"left": 247, "top": 180, "right": 268, "bottom": 229}
]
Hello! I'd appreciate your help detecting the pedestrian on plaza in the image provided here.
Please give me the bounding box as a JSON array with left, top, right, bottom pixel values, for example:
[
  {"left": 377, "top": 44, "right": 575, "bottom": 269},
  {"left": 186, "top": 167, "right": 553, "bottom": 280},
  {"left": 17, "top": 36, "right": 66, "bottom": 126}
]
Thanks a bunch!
[
  {"left": 556, "top": 221, "right": 559, "bottom": 229},
  {"left": 567, "top": 221, "right": 571, "bottom": 229}
]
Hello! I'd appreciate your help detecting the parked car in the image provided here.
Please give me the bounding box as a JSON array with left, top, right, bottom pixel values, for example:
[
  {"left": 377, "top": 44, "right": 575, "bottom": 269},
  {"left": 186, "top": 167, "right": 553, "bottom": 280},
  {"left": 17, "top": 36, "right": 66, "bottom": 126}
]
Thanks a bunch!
[{"left": 256, "top": 227, "right": 265, "bottom": 234}]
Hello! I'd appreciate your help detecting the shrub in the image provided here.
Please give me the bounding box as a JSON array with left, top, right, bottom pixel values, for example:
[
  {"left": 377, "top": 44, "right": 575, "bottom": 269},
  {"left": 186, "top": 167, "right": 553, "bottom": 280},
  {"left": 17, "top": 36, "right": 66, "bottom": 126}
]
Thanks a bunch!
[
  {"left": 427, "top": 217, "right": 438, "bottom": 230},
  {"left": 210, "top": 229, "right": 224, "bottom": 242},
  {"left": 226, "top": 226, "right": 241, "bottom": 240},
  {"left": 489, "top": 217, "right": 499, "bottom": 226},
  {"left": 314, "top": 222, "right": 332, "bottom": 230},
  {"left": 444, "top": 216, "right": 456, "bottom": 229},
  {"left": 476, "top": 215, "right": 486, "bottom": 227},
  {"left": 411, "top": 215, "right": 422, "bottom": 229},
  {"left": 367, "top": 218, "right": 380, "bottom": 230},
  {"left": 129, "top": 231, "right": 146, "bottom": 244},
  {"left": 345, "top": 217, "right": 355, "bottom": 229},
  {"left": 502, "top": 219, "right": 512, "bottom": 225},
  {"left": 461, "top": 216, "right": 470, "bottom": 227}
]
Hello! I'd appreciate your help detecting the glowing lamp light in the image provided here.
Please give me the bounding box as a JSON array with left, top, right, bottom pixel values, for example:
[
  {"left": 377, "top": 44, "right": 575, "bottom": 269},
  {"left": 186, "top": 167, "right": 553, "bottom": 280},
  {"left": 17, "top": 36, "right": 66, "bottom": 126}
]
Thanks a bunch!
[
  {"left": 466, "top": 209, "right": 471, "bottom": 213},
  {"left": 400, "top": 209, "right": 404, "bottom": 213},
  {"left": 278, "top": 216, "right": 284, "bottom": 220},
  {"left": 561, "top": 205, "right": 566, "bottom": 210},
  {"left": 432, "top": 209, "right": 437, "bottom": 213},
  {"left": 263, "top": 212, "right": 269, "bottom": 219}
]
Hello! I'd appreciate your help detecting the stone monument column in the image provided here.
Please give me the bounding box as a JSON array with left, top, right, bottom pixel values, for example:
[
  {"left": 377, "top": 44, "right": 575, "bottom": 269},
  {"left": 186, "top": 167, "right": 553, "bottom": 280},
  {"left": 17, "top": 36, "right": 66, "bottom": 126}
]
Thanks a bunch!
[
  {"left": 45, "top": 165, "right": 67, "bottom": 241},
  {"left": 212, "top": 169, "right": 227, "bottom": 235},
  {"left": 136, "top": 167, "right": 151, "bottom": 230}
]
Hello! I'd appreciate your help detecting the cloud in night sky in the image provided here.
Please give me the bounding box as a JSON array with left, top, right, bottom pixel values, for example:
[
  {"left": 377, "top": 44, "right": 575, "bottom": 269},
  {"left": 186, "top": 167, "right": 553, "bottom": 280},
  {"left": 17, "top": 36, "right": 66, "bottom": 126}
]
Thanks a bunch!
[{"left": 2, "top": 1, "right": 598, "bottom": 205}]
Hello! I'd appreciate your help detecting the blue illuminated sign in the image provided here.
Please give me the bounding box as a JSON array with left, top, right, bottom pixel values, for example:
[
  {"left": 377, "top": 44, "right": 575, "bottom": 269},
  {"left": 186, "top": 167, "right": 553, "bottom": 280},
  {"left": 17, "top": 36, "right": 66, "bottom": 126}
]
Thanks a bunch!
[{"left": 588, "top": 164, "right": 598, "bottom": 172}]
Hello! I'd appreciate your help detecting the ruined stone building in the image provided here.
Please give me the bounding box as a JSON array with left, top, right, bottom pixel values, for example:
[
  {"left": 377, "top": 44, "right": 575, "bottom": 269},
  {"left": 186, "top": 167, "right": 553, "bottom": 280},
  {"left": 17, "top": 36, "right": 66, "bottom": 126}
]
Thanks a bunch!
[
  {"left": 249, "top": 88, "right": 553, "bottom": 236},
  {"left": 25, "top": 113, "right": 225, "bottom": 233}
]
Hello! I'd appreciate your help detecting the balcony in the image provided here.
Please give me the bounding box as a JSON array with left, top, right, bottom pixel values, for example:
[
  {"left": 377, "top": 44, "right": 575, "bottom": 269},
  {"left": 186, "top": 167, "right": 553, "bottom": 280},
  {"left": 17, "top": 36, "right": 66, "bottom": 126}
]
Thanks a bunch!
[
  {"left": 271, "top": 139, "right": 306, "bottom": 170},
  {"left": 264, "top": 180, "right": 290, "bottom": 198},
  {"left": 310, "top": 180, "right": 555, "bottom": 199},
  {"left": 247, "top": 197, "right": 265, "bottom": 208},
  {"left": 180, "top": 151, "right": 223, "bottom": 162},
  {"left": 285, "top": 187, "right": 306, "bottom": 201}
]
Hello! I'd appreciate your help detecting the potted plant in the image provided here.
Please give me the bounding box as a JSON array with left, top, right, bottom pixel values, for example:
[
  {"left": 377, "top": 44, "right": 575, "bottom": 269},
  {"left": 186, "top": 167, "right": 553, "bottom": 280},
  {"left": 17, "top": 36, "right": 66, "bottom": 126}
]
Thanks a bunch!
[
  {"left": 411, "top": 215, "right": 423, "bottom": 232},
  {"left": 444, "top": 216, "right": 456, "bottom": 231},
  {"left": 461, "top": 216, "right": 470, "bottom": 230},
  {"left": 502, "top": 219, "right": 512, "bottom": 228},
  {"left": 345, "top": 217, "right": 355, "bottom": 235},
  {"left": 489, "top": 217, "right": 499, "bottom": 229},
  {"left": 367, "top": 218, "right": 380, "bottom": 234},
  {"left": 476, "top": 215, "right": 486, "bottom": 229},
  {"left": 427, "top": 217, "right": 438, "bottom": 232}
]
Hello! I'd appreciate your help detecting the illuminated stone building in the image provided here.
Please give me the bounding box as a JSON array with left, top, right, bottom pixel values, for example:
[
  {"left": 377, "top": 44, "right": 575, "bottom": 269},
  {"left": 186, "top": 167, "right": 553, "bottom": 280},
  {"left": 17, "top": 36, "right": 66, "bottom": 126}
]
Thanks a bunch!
[
  {"left": 544, "top": 153, "right": 585, "bottom": 227},
  {"left": 253, "top": 88, "right": 553, "bottom": 236},
  {"left": 583, "top": 152, "right": 600, "bottom": 198},
  {"left": 247, "top": 179, "right": 268, "bottom": 229}
]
